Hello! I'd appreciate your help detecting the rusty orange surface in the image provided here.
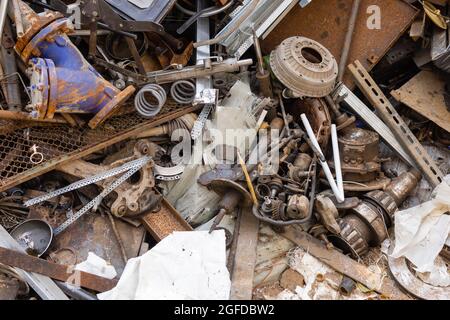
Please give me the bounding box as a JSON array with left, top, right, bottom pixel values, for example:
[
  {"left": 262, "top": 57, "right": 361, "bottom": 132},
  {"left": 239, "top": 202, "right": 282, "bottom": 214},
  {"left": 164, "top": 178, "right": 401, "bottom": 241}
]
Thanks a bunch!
[{"left": 261, "top": 0, "right": 418, "bottom": 87}]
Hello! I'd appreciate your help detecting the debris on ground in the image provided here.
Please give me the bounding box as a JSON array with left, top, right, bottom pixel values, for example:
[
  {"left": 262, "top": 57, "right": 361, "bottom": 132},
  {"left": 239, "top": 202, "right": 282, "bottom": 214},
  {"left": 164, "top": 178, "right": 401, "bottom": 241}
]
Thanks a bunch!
[{"left": 0, "top": 0, "right": 448, "bottom": 301}]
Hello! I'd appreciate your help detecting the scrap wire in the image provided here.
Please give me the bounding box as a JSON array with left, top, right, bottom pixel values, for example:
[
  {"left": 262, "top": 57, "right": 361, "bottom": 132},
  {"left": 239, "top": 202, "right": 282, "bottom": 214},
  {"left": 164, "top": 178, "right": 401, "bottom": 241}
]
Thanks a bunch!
[{"left": 0, "top": 196, "right": 28, "bottom": 231}]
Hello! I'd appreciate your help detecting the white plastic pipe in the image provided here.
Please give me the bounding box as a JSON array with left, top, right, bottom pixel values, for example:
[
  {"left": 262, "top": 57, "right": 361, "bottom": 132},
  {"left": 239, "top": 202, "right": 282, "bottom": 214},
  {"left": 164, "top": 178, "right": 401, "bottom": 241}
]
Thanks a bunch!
[
  {"left": 331, "top": 124, "right": 344, "bottom": 200},
  {"left": 300, "top": 114, "right": 345, "bottom": 203}
]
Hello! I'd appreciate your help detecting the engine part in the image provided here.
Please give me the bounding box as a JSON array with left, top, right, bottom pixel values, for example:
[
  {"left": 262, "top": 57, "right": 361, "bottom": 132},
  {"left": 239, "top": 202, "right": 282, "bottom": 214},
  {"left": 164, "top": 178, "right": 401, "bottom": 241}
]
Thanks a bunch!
[
  {"left": 349, "top": 60, "right": 444, "bottom": 188},
  {"left": 330, "top": 200, "right": 387, "bottom": 258},
  {"left": 134, "top": 84, "right": 167, "bottom": 118},
  {"left": 330, "top": 216, "right": 370, "bottom": 258},
  {"left": 286, "top": 195, "right": 309, "bottom": 220},
  {"left": 270, "top": 36, "right": 338, "bottom": 98},
  {"left": 170, "top": 80, "right": 196, "bottom": 104},
  {"left": 363, "top": 170, "right": 421, "bottom": 226},
  {"left": 337, "top": 127, "right": 381, "bottom": 183},
  {"left": 207, "top": 178, "right": 253, "bottom": 233},
  {"left": 324, "top": 95, "right": 355, "bottom": 131},
  {"left": 314, "top": 195, "right": 340, "bottom": 235},
  {"left": 10, "top": 219, "right": 53, "bottom": 257},
  {"left": 293, "top": 98, "right": 332, "bottom": 148},
  {"left": 10, "top": 2, "right": 136, "bottom": 128}
]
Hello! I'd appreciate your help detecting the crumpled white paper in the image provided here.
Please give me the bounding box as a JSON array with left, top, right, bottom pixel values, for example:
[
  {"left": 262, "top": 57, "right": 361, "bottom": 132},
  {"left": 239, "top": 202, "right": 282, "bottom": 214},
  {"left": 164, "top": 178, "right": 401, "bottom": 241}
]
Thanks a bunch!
[
  {"left": 391, "top": 177, "right": 450, "bottom": 273},
  {"left": 75, "top": 252, "right": 117, "bottom": 279},
  {"left": 98, "top": 231, "right": 231, "bottom": 300}
]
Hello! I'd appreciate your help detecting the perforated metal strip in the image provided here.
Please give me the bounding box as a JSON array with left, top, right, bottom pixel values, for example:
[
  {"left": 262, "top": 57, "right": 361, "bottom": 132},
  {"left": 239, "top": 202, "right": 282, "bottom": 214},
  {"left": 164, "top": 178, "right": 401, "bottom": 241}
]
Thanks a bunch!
[
  {"left": 24, "top": 156, "right": 151, "bottom": 207},
  {"left": 349, "top": 61, "right": 444, "bottom": 188},
  {"left": 191, "top": 104, "right": 213, "bottom": 140},
  {"left": 53, "top": 156, "right": 151, "bottom": 235}
]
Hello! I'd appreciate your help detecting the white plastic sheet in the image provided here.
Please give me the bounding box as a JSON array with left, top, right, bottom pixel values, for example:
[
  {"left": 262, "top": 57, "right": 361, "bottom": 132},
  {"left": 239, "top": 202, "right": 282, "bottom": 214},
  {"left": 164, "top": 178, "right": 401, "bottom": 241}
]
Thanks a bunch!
[
  {"left": 98, "top": 231, "right": 231, "bottom": 300},
  {"left": 391, "top": 177, "right": 450, "bottom": 273}
]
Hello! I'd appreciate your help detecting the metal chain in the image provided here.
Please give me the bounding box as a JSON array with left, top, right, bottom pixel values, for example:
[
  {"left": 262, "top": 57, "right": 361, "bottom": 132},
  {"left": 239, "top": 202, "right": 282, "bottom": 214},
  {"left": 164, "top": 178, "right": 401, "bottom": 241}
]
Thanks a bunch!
[{"left": 24, "top": 157, "right": 151, "bottom": 207}]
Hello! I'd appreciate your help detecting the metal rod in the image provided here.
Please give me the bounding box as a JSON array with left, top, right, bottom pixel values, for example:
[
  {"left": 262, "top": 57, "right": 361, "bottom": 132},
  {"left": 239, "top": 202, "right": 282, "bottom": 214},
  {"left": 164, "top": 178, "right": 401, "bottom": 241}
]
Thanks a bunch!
[
  {"left": 0, "top": 0, "right": 9, "bottom": 41},
  {"left": 331, "top": 124, "right": 344, "bottom": 199},
  {"left": 338, "top": 0, "right": 361, "bottom": 82}
]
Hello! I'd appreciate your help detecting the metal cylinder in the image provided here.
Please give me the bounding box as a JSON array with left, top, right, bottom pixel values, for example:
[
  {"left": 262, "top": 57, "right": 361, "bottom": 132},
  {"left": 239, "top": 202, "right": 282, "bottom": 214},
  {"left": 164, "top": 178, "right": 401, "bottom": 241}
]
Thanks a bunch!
[{"left": 386, "top": 170, "right": 422, "bottom": 206}]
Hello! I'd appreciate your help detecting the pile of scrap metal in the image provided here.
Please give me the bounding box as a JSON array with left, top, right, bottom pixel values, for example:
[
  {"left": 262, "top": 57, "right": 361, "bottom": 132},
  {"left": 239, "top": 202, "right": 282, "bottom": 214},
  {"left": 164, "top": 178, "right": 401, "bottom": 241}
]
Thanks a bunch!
[{"left": 0, "top": 0, "right": 448, "bottom": 301}]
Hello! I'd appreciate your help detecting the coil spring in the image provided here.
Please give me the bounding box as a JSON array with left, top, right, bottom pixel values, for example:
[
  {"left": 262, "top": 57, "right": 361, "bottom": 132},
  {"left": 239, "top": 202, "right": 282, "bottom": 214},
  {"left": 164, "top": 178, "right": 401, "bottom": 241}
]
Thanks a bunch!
[
  {"left": 170, "top": 80, "right": 196, "bottom": 104},
  {"left": 134, "top": 84, "right": 167, "bottom": 118}
]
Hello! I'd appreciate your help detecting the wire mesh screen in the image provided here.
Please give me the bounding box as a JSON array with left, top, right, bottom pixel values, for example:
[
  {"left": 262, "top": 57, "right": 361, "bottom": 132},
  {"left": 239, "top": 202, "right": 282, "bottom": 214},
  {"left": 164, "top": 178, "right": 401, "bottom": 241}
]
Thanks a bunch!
[{"left": 0, "top": 102, "right": 190, "bottom": 191}]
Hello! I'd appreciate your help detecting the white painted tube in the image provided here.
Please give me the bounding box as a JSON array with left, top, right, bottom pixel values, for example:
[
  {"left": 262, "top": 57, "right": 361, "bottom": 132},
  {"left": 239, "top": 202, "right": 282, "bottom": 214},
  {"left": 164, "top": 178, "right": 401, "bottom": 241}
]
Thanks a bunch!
[
  {"left": 331, "top": 124, "right": 344, "bottom": 200},
  {"left": 300, "top": 114, "right": 345, "bottom": 203}
]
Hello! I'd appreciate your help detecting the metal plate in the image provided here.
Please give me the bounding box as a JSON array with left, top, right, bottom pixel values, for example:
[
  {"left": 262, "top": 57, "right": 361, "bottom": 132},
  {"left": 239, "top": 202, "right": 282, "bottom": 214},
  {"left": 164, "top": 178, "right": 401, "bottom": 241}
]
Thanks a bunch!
[
  {"left": 105, "top": 0, "right": 176, "bottom": 22},
  {"left": 261, "top": 0, "right": 418, "bottom": 87},
  {"left": 391, "top": 70, "right": 450, "bottom": 133}
]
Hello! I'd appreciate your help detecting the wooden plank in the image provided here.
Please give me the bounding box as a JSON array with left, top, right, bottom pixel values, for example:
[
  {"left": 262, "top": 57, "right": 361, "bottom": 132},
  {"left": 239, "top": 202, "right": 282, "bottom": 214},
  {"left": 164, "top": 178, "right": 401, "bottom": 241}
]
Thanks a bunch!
[
  {"left": 261, "top": 0, "right": 418, "bottom": 87},
  {"left": 391, "top": 70, "right": 450, "bottom": 133},
  {"left": 281, "top": 226, "right": 411, "bottom": 300},
  {"left": 230, "top": 208, "right": 260, "bottom": 300}
]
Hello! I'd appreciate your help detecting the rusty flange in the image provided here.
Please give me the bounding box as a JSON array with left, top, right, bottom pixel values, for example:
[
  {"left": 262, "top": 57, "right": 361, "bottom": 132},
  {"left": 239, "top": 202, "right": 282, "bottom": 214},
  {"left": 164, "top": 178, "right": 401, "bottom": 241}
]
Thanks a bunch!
[
  {"left": 349, "top": 201, "right": 388, "bottom": 246},
  {"left": 270, "top": 36, "right": 338, "bottom": 98}
]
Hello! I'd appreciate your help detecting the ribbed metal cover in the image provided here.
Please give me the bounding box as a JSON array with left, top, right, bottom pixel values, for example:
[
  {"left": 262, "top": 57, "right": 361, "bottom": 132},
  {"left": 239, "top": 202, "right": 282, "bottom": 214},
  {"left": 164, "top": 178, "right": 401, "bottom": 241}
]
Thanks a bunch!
[{"left": 270, "top": 36, "right": 338, "bottom": 97}]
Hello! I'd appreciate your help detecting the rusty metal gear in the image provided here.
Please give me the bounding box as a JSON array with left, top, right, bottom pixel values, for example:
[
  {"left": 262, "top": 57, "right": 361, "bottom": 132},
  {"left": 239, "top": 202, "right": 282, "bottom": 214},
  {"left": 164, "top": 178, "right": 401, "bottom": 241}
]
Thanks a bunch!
[
  {"left": 363, "top": 190, "right": 398, "bottom": 227},
  {"left": 330, "top": 216, "right": 370, "bottom": 258}
]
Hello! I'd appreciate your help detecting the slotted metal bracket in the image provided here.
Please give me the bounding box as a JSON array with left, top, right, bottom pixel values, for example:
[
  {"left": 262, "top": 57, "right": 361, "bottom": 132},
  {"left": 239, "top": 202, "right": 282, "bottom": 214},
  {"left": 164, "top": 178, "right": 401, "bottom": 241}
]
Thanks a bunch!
[{"left": 348, "top": 60, "right": 444, "bottom": 188}]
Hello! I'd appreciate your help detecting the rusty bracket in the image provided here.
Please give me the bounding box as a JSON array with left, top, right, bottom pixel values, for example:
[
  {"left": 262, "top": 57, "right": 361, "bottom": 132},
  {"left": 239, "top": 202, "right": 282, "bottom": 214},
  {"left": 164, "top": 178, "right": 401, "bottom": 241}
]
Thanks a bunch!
[
  {"left": 348, "top": 60, "right": 444, "bottom": 188},
  {"left": 0, "top": 247, "right": 118, "bottom": 292}
]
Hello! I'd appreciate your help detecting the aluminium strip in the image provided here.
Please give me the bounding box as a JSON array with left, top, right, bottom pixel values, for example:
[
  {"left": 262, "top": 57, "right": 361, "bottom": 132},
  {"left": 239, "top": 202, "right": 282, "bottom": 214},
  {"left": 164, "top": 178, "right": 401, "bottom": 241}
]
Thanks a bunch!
[
  {"left": 348, "top": 60, "right": 444, "bottom": 188},
  {"left": 24, "top": 156, "right": 150, "bottom": 207},
  {"left": 333, "top": 83, "right": 416, "bottom": 168}
]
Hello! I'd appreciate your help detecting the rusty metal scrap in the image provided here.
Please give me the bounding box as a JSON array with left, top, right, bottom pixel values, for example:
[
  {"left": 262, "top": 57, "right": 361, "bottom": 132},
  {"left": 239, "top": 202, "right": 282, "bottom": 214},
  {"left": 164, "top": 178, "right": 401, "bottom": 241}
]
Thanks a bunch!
[
  {"left": 0, "top": 246, "right": 118, "bottom": 292},
  {"left": 0, "top": 0, "right": 448, "bottom": 302}
]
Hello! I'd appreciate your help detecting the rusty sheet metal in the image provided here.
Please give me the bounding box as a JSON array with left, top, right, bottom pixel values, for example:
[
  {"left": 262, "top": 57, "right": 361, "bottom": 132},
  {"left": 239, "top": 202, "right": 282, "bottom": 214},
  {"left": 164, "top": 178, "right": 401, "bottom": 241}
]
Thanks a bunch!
[
  {"left": 391, "top": 70, "right": 450, "bottom": 133},
  {"left": 261, "top": 0, "right": 418, "bottom": 87},
  {"left": 29, "top": 205, "right": 145, "bottom": 275},
  {"left": 141, "top": 198, "right": 193, "bottom": 242},
  {"left": 0, "top": 247, "right": 118, "bottom": 292},
  {"left": 281, "top": 226, "right": 411, "bottom": 300},
  {"left": 0, "top": 103, "right": 201, "bottom": 193}
]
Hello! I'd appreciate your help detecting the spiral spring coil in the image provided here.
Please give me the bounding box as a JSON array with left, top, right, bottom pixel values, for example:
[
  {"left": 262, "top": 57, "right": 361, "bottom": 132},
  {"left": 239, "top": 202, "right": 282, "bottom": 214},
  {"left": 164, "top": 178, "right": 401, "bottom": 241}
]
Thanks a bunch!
[
  {"left": 170, "top": 80, "right": 196, "bottom": 104},
  {"left": 134, "top": 84, "right": 167, "bottom": 118}
]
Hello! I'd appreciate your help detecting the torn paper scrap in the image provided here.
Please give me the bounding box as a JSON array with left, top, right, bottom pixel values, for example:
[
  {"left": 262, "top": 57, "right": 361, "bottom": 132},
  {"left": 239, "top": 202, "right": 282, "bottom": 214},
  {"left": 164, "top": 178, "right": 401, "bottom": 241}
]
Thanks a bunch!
[
  {"left": 75, "top": 252, "right": 117, "bottom": 279},
  {"left": 98, "top": 231, "right": 231, "bottom": 300}
]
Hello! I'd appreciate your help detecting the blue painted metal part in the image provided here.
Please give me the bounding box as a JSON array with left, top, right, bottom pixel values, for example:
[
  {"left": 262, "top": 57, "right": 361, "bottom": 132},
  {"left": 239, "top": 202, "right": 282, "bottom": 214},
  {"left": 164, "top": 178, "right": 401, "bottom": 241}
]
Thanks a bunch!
[{"left": 22, "top": 18, "right": 135, "bottom": 122}]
